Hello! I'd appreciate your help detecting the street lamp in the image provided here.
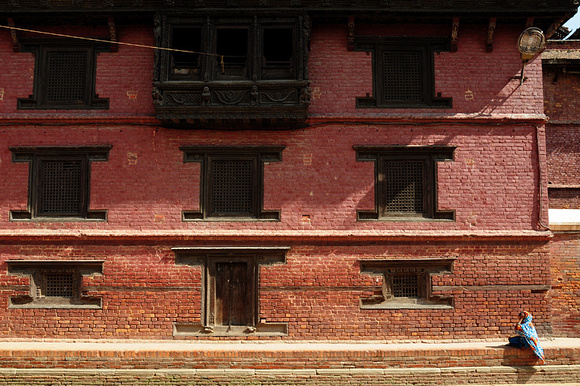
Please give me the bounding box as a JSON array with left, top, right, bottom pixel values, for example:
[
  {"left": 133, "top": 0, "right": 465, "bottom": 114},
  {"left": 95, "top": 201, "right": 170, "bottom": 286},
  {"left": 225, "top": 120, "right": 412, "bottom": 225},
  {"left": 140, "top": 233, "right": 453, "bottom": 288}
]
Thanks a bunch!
[{"left": 516, "top": 27, "right": 546, "bottom": 84}]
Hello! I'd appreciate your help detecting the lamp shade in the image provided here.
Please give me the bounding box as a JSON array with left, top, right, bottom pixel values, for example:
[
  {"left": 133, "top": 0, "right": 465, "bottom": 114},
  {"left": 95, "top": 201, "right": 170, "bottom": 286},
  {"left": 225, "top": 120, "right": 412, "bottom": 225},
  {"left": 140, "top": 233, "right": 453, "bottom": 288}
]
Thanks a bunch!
[{"left": 517, "top": 27, "right": 546, "bottom": 61}]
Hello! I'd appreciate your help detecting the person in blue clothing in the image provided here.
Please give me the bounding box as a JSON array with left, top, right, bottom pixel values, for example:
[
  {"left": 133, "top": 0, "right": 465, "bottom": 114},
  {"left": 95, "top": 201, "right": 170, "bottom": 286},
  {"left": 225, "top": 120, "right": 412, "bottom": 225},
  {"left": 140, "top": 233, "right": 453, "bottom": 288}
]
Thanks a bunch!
[{"left": 508, "top": 311, "right": 546, "bottom": 364}]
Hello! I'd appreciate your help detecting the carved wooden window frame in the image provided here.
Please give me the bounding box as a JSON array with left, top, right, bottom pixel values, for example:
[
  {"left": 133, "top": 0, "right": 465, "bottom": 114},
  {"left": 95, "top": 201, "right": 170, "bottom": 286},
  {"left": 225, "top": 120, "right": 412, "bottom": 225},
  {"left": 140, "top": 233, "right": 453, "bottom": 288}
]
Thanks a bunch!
[
  {"left": 7, "top": 260, "right": 104, "bottom": 309},
  {"left": 355, "top": 38, "right": 452, "bottom": 109},
  {"left": 354, "top": 145, "right": 455, "bottom": 221},
  {"left": 360, "top": 259, "right": 454, "bottom": 309},
  {"left": 17, "top": 42, "right": 110, "bottom": 110},
  {"left": 180, "top": 146, "right": 284, "bottom": 221},
  {"left": 9, "top": 146, "right": 111, "bottom": 221},
  {"left": 173, "top": 246, "right": 289, "bottom": 336},
  {"left": 161, "top": 16, "right": 301, "bottom": 82}
]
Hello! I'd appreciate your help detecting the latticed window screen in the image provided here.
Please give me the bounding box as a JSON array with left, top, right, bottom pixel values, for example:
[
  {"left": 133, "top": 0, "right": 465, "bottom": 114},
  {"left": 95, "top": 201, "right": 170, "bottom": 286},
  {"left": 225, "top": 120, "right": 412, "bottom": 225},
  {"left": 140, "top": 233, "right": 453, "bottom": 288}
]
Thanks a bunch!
[
  {"left": 210, "top": 160, "right": 254, "bottom": 215},
  {"left": 40, "top": 160, "right": 82, "bottom": 215},
  {"left": 392, "top": 274, "right": 419, "bottom": 298},
  {"left": 384, "top": 160, "right": 424, "bottom": 213},
  {"left": 382, "top": 50, "right": 423, "bottom": 102},
  {"left": 44, "top": 273, "right": 75, "bottom": 298},
  {"left": 46, "top": 51, "right": 88, "bottom": 103}
]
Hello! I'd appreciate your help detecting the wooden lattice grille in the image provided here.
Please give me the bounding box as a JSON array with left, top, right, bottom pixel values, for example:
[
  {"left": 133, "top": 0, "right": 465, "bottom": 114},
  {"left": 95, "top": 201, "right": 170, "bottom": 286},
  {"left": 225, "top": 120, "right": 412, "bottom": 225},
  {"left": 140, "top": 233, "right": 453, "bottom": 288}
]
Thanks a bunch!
[
  {"left": 392, "top": 274, "right": 419, "bottom": 298},
  {"left": 210, "top": 160, "right": 254, "bottom": 215},
  {"left": 384, "top": 160, "right": 424, "bottom": 213},
  {"left": 46, "top": 51, "right": 88, "bottom": 103},
  {"left": 40, "top": 160, "right": 82, "bottom": 215},
  {"left": 44, "top": 273, "right": 75, "bottom": 298},
  {"left": 382, "top": 50, "right": 422, "bottom": 101}
]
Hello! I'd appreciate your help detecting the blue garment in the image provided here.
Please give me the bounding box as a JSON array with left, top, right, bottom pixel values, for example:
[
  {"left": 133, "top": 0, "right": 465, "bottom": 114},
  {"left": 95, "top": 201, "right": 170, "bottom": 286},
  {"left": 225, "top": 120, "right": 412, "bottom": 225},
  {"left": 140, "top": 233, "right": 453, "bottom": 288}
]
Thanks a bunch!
[{"left": 514, "top": 311, "right": 545, "bottom": 363}]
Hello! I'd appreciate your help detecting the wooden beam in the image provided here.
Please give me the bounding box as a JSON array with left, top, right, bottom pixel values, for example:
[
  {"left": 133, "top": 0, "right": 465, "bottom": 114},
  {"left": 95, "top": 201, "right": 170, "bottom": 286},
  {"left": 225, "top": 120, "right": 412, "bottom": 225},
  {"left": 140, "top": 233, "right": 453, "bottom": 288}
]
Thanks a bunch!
[
  {"left": 108, "top": 17, "right": 118, "bottom": 52},
  {"left": 7, "top": 18, "right": 19, "bottom": 52},
  {"left": 347, "top": 16, "right": 355, "bottom": 51},
  {"left": 486, "top": 18, "right": 496, "bottom": 53},
  {"left": 450, "top": 17, "right": 459, "bottom": 53}
]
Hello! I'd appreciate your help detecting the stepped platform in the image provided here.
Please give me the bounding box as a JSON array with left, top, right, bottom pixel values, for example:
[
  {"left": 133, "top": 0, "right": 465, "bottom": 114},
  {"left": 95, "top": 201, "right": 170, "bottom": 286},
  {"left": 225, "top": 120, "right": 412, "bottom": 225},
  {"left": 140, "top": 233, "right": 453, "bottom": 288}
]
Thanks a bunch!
[{"left": 0, "top": 339, "right": 578, "bottom": 385}]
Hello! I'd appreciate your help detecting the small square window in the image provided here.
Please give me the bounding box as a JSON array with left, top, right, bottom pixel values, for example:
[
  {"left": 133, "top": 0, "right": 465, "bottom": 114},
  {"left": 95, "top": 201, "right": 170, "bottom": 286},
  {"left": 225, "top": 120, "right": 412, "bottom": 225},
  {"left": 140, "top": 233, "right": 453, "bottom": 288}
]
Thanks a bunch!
[
  {"left": 18, "top": 44, "right": 109, "bottom": 110},
  {"left": 360, "top": 259, "right": 454, "bottom": 309},
  {"left": 9, "top": 146, "right": 111, "bottom": 221},
  {"left": 354, "top": 146, "right": 455, "bottom": 221},
  {"left": 355, "top": 38, "right": 452, "bottom": 108},
  {"left": 181, "top": 146, "right": 284, "bottom": 221},
  {"left": 7, "top": 260, "right": 103, "bottom": 309}
]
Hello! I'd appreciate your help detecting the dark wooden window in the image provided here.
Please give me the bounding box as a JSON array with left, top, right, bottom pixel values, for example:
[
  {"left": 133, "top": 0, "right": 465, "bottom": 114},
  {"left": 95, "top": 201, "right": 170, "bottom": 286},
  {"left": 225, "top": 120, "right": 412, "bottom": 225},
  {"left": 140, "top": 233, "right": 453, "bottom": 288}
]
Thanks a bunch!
[
  {"left": 262, "top": 27, "right": 294, "bottom": 79},
  {"left": 9, "top": 146, "right": 111, "bottom": 221},
  {"left": 216, "top": 27, "right": 249, "bottom": 79},
  {"left": 181, "top": 146, "right": 284, "bottom": 221},
  {"left": 18, "top": 44, "right": 109, "bottom": 110},
  {"left": 360, "top": 259, "right": 454, "bottom": 309},
  {"left": 170, "top": 27, "right": 202, "bottom": 79},
  {"left": 173, "top": 246, "right": 289, "bottom": 336},
  {"left": 354, "top": 146, "right": 455, "bottom": 221},
  {"left": 355, "top": 38, "right": 452, "bottom": 108},
  {"left": 7, "top": 260, "right": 103, "bottom": 309}
]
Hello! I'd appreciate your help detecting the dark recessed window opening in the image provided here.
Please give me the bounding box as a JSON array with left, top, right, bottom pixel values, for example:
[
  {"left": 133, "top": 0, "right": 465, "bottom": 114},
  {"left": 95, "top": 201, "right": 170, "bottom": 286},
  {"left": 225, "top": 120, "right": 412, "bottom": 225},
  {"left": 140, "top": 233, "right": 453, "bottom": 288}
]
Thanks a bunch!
[
  {"left": 209, "top": 159, "right": 255, "bottom": 217},
  {"left": 360, "top": 259, "right": 455, "bottom": 309},
  {"left": 263, "top": 28, "right": 294, "bottom": 79},
  {"left": 7, "top": 260, "right": 104, "bottom": 309},
  {"left": 354, "top": 146, "right": 455, "bottom": 221},
  {"left": 9, "top": 146, "right": 111, "bottom": 221},
  {"left": 38, "top": 159, "right": 85, "bottom": 217},
  {"left": 44, "top": 272, "right": 75, "bottom": 298},
  {"left": 45, "top": 51, "right": 88, "bottom": 104},
  {"left": 171, "top": 27, "right": 202, "bottom": 77},
  {"left": 216, "top": 28, "right": 248, "bottom": 78},
  {"left": 18, "top": 43, "right": 110, "bottom": 110},
  {"left": 181, "top": 146, "right": 284, "bottom": 221},
  {"left": 392, "top": 273, "right": 419, "bottom": 298},
  {"left": 355, "top": 38, "right": 452, "bottom": 108},
  {"left": 382, "top": 50, "right": 423, "bottom": 103},
  {"left": 383, "top": 159, "right": 425, "bottom": 215}
]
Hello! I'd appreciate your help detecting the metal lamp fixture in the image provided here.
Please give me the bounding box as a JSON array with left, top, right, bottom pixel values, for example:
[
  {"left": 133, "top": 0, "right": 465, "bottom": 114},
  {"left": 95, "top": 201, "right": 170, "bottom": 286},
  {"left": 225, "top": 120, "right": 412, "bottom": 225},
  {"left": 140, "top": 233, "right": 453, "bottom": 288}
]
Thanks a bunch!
[{"left": 516, "top": 27, "right": 546, "bottom": 84}]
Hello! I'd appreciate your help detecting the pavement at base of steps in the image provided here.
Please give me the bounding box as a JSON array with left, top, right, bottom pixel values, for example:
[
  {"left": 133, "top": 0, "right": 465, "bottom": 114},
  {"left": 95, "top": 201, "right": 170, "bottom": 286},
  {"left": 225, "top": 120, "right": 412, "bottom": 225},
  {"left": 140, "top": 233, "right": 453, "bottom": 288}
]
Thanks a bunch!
[{"left": 0, "top": 337, "right": 577, "bottom": 352}]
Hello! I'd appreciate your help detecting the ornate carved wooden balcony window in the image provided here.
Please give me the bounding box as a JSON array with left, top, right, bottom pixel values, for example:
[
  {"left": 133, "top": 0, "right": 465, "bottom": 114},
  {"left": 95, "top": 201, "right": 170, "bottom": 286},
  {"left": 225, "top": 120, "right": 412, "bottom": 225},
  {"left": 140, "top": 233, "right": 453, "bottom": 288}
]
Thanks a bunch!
[
  {"left": 18, "top": 43, "right": 109, "bottom": 110},
  {"left": 181, "top": 146, "right": 284, "bottom": 221},
  {"left": 360, "top": 259, "right": 454, "bottom": 309},
  {"left": 7, "top": 260, "right": 103, "bottom": 309},
  {"left": 153, "top": 15, "right": 310, "bottom": 127},
  {"left": 9, "top": 146, "right": 111, "bottom": 221},
  {"left": 354, "top": 146, "right": 455, "bottom": 221},
  {"left": 173, "top": 246, "right": 289, "bottom": 336},
  {"left": 355, "top": 38, "right": 452, "bottom": 108}
]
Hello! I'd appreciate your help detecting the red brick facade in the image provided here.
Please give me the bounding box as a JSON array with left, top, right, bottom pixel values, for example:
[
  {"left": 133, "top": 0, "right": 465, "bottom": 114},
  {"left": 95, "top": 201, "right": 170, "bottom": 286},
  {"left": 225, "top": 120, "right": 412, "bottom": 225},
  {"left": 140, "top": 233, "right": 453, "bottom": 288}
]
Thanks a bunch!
[{"left": 0, "top": 2, "right": 575, "bottom": 342}]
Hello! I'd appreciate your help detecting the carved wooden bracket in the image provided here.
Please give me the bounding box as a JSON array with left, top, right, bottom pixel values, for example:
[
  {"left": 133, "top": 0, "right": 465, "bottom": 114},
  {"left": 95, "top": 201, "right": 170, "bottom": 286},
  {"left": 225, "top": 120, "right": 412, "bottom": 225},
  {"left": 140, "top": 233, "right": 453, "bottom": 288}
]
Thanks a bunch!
[
  {"left": 450, "top": 18, "right": 459, "bottom": 53},
  {"left": 486, "top": 18, "right": 496, "bottom": 53},
  {"left": 348, "top": 16, "right": 355, "bottom": 51},
  {"left": 108, "top": 17, "right": 118, "bottom": 52},
  {"left": 7, "top": 18, "right": 20, "bottom": 52}
]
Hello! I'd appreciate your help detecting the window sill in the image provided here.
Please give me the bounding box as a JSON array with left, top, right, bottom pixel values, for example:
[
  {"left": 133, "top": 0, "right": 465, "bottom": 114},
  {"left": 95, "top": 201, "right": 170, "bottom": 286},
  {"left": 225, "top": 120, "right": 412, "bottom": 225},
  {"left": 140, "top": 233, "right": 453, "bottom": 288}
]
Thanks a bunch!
[
  {"left": 173, "top": 323, "right": 288, "bottom": 337},
  {"left": 10, "top": 210, "right": 107, "bottom": 222},
  {"left": 357, "top": 211, "right": 455, "bottom": 222},
  {"left": 9, "top": 296, "right": 102, "bottom": 309},
  {"left": 360, "top": 298, "right": 453, "bottom": 310},
  {"left": 182, "top": 210, "right": 280, "bottom": 221}
]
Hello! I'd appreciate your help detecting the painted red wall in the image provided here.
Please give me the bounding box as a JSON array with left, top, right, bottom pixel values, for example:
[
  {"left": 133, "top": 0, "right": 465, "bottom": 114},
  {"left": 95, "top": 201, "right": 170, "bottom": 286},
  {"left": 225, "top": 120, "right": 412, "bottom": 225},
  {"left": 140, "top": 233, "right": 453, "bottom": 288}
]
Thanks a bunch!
[{"left": 0, "top": 20, "right": 555, "bottom": 340}]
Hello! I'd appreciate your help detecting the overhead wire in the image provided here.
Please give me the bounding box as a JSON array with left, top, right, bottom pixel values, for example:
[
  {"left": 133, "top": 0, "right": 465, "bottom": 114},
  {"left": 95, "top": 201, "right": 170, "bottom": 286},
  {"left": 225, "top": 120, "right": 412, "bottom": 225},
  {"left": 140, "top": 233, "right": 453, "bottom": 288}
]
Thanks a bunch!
[{"left": 0, "top": 24, "right": 225, "bottom": 66}]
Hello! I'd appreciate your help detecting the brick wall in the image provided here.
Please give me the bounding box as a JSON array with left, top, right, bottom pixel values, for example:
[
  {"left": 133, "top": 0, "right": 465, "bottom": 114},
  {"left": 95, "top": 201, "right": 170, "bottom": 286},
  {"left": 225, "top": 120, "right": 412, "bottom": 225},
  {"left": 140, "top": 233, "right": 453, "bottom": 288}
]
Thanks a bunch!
[
  {"left": 549, "top": 234, "right": 580, "bottom": 337},
  {"left": 0, "top": 123, "right": 544, "bottom": 231},
  {"left": 0, "top": 238, "right": 551, "bottom": 340}
]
